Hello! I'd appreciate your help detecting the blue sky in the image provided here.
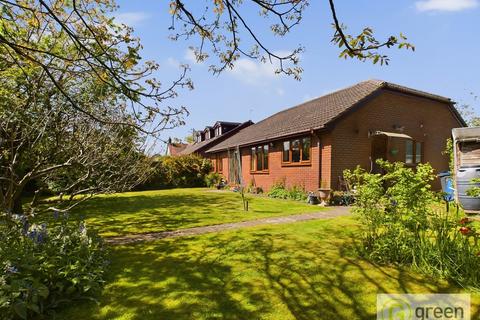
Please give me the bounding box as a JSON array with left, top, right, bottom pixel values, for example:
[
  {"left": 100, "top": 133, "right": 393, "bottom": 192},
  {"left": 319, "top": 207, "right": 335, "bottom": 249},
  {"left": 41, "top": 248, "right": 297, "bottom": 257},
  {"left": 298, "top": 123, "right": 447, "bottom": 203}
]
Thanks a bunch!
[{"left": 114, "top": 0, "right": 479, "bottom": 152}]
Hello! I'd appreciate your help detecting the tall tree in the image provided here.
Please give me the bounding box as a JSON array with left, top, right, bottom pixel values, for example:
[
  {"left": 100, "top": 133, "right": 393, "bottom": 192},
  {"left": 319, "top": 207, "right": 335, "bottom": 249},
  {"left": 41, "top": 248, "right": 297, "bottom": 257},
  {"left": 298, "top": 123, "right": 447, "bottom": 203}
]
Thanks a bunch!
[
  {"left": 0, "top": 1, "right": 163, "bottom": 214},
  {"left": 0, "top": 51, "right": 152, "bottom": 214},
  {"left": 0, "top": 0, "right": 192, "bottom": 134}
]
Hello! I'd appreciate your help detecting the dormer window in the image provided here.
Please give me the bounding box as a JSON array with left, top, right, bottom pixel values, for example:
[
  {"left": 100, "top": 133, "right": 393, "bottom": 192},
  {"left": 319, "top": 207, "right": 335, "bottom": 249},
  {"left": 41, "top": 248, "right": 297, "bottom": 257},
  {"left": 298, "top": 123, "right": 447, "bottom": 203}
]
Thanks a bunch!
[{"left": 195, "top": 133, "right": 201, "bottom": 143}]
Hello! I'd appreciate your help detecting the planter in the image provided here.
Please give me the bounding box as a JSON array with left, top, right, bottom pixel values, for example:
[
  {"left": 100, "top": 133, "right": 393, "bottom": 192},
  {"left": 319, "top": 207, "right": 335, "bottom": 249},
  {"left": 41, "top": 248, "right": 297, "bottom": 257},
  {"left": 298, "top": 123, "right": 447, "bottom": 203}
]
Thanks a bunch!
[
  {"left": 307, "top": 192, "right": 320, "bottom": 205},
  {"left": 318, "top": 188, "right": 331, "bottom": 206},
  {"left": 458, "top": 195, "right": 480, "bottom": 211},
  {"left": 249, "top": 186, "right": 263, "bottom": 194}
]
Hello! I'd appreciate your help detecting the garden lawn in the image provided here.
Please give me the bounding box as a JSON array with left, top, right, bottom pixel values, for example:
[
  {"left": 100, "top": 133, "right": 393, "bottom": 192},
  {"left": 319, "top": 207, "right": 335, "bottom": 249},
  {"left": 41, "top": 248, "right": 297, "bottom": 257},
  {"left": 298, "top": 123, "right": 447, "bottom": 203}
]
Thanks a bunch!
[
  {"left": 57, "top": 216, "right": 480, "bottom": 320},
  {"left": 63, "top": 188, "right": 322, "bottom": 237}
]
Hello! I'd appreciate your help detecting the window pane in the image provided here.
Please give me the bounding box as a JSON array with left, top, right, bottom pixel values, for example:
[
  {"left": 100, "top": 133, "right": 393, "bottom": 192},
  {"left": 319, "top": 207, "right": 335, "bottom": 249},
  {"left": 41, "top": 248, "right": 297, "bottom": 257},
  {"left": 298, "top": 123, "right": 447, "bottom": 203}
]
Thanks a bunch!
[
  {"left": 250, "top": 147, "right": 255, "bottom": 171},
  {"left": 302, "top": 137, "right": 311, "bottom": 161},
  {"left": 405, "top": 140, "right": 413, "bottom": 164},
  {"left": 283, "top": 141, "right": 290, "bottom": 162},
  {"left": 415, "top": 142, "right": 422, "bottom": 163},
  {"left": 263, "top": 145, "right": 269, "bottom": 170},
  {"left": 256, "top": 146, "right": 263, "bottom": 171},
  {"left": 292, "top": 139, "right": 301, "bottom": 162}
]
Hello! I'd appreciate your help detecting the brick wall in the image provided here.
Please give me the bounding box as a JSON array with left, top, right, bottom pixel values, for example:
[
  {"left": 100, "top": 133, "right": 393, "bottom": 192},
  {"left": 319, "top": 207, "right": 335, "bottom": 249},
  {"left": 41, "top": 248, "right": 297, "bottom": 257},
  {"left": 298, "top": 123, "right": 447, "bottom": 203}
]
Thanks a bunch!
[
  {"left": 329, "top": 90, "right": 463, "bottom": 190},
  {"left": 213, "top": 134, "right": 322, "bottom": 192},
  {"left": 245, "top": 134, "right": 321, "bottom": 192},
  {"left": 320, "top": 133, "right": 332, "bottom": 189}
]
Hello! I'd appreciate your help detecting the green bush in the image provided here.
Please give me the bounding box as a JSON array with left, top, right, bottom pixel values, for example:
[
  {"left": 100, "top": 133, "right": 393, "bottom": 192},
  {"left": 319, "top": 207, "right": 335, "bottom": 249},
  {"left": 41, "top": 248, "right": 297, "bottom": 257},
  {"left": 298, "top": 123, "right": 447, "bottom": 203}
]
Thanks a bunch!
[
  {"left": 345, "top": 160, "right": 480, "bottom": 288},
  {"left": 267, "top": 181, "right": 290, "bottom": 199},
  {"left": 289, "top": 185, "right": 308, "bottom": 201},
  {"left": 139, "top": 154, "right": 212, "bottom": 189},
  {"left": 466, "top": 178, "right": 480, "bottom": 197},
  {"left": 329, "top": 191, "right": 355, "bottom": 206},
  {"left": 0, "top": 212, "right": 107, "bottom": 319},
  {"left": 204, "top": 172, "right": 223, "bottom": 188},
  {"left": 267, "top": 180, "right": 306, "bottom": 201}
]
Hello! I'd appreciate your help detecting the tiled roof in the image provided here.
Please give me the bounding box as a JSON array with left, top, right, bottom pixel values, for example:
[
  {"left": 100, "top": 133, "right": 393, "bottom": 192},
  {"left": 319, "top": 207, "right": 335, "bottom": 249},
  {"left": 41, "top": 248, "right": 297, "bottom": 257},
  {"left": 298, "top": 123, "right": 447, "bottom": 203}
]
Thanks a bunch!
[
  {"left": 180, "top": 121, "right": 253, "bottom": 155},
  {"left": 167, "top": 143, "right": 187, "bottom": 156},
  {"left": 207, "top": 80, "right": 457, "bottom": 153}
]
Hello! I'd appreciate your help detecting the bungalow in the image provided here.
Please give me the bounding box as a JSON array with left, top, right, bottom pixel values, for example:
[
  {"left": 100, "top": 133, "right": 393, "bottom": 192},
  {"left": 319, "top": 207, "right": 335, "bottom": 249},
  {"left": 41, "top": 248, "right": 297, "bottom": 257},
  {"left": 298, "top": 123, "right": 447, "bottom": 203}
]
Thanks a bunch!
[{"left": 205, "top": 80, "right": 466, "bottom": 191}]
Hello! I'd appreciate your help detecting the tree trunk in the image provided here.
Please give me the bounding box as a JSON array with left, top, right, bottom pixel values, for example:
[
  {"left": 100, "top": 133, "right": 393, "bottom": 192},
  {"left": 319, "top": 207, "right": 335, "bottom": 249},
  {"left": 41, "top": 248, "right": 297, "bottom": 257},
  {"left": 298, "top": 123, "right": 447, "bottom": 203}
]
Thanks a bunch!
[{"left": 12, "top": 195, "right": 24, "bottom": 215}]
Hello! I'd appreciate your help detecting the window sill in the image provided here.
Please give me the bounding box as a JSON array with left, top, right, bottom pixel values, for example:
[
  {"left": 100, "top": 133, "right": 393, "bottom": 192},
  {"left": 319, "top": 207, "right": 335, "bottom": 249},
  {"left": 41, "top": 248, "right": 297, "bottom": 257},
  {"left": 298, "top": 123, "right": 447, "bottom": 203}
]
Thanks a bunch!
[
  {"left": 281, "top": 162, "right": 311, "bottom": 167},
  {"left": 250, "top": 170, "right": 269, "bottom": 174},
  {"left": 404, "top": 163, "right": 421, "bottom": 167}
]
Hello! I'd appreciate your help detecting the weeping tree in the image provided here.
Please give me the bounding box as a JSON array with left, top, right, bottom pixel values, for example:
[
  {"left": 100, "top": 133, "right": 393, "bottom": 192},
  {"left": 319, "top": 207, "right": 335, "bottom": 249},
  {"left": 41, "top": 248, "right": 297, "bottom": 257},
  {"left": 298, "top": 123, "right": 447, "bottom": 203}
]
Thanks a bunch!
[
  {"left": 0, "top": 54, "right": 154, "bottom": 215},
  {"left": 0, "top": 0, "right": 192, "bottom": 215}
]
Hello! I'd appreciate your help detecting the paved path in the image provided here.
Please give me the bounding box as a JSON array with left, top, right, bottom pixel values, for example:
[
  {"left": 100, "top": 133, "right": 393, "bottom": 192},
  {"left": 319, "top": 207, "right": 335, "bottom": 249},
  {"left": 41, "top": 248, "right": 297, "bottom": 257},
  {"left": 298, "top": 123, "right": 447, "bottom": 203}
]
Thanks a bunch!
[{"left": 106, "top": 206, "right": 351, "bottom": 245}]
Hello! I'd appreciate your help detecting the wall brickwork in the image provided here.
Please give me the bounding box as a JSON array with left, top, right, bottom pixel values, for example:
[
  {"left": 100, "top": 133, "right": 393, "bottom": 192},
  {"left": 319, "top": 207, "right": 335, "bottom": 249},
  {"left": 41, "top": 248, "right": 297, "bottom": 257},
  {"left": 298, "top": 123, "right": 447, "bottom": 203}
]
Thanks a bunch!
[{"left": 210, "top": 90, "right": 463, "bottom": 192}]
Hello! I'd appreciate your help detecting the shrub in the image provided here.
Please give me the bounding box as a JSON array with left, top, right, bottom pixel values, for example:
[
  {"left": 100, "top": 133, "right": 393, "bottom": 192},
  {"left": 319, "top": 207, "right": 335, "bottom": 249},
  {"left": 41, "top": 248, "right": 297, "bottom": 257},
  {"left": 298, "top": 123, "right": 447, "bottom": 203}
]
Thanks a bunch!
[
  {"left": 0, "top": 212, "right": 107, "bottom": 319},
  {"left": 329, "top": 191, "right": 355, "bottom": 206},
  {"left": 289, "top": 185, "right": 307, "bottom": 201},
  {"left": 204, "top": 172, "right": 223, "bottom": 188},
  {"left": 466, "top": 178, "right": 480, "bottom": 197},
  {"left": 267, "top": 180, "right": 290, "bottom": 199},
  {"left": 345, "top": 160, "right": 480, "bottom": 288},
  {"left": 139, "top": 154, "right": 212, "bottom": 189},
  {"left": 267, "top": 180, "right": 306, "bottom": 201}
]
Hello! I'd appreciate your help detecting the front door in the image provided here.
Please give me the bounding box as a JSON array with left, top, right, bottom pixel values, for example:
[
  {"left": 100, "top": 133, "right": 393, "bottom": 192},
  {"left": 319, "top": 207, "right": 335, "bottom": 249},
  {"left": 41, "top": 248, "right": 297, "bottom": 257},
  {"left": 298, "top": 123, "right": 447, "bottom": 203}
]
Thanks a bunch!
[{"left": 371, "top": 135, "right": 387, "bottom": 173}]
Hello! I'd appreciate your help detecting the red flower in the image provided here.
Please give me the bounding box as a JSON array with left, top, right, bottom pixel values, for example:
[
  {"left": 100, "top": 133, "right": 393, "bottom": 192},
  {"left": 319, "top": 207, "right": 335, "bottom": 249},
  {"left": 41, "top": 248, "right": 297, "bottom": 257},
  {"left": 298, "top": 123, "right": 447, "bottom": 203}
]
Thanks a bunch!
[
  {"left": 459, "top": 217, "right": 470, "bottom": 225},
  {"left": 459, "top": 227, "right": 471, "bottom": 235}
]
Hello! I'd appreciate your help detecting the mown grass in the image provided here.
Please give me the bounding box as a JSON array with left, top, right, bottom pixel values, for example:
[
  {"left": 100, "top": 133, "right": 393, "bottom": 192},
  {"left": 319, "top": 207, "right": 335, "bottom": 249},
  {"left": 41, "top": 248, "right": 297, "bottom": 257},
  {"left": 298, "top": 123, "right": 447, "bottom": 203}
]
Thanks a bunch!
[
  {"left": 57, "top": 216, "right": 480, "bottom": 320},
  {"left": 59, "top": 188, "right": 322, "bottom": 237}
]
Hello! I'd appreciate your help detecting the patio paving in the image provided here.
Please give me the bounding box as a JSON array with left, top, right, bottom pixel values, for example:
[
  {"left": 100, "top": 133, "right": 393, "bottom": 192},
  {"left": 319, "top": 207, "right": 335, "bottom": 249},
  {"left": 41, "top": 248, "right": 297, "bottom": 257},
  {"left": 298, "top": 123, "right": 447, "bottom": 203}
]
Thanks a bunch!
[{"left": 106, "top": 206, "right": 352, "bottom": 245}]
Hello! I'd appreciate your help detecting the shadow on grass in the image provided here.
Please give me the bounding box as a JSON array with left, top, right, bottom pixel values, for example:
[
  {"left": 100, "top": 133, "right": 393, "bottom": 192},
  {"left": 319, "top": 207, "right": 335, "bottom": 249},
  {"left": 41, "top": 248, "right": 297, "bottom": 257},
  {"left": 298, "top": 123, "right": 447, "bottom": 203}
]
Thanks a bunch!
[
  {"left": 58, "top": 221, "right": 464, "bottom": 320},
  {"left": 42, "top": 190, "right": 319, "bottom": 236},
  {"left": 43, "top": 192, "right": 241, "bottom": 236}
]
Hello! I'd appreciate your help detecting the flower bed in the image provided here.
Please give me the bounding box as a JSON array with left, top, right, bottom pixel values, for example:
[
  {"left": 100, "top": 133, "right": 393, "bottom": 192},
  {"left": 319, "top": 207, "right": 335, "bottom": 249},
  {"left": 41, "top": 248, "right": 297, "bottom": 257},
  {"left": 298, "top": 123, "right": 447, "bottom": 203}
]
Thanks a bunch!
[
  {"left": 345, "top": 160, "right": 480, "bottom": 289},
  {"left": 0, "top": 212, "right": 107, "bottom": 319}
]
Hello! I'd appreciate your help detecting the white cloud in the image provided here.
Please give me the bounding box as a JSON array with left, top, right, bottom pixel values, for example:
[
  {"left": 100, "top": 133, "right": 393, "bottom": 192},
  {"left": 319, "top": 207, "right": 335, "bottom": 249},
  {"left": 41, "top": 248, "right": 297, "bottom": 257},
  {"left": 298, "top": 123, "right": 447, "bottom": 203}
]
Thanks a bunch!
[
  {"left": 166, "top": 57, "right": 180, "bottom": 67},
  {"left": 114, "top": 12, "right": 150, "bottom": 27},
  {"left": 226, "top": 59, "right": 278, "bottom": 85},
  {"left": 184, "top": 49, "right": 198, "bottom": 64},
  {"left": 276, "top": 88, "right": 285, "bottom": 96},
  {"left": 416, "top": 0, "right": 478, "bottom": 12}
]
